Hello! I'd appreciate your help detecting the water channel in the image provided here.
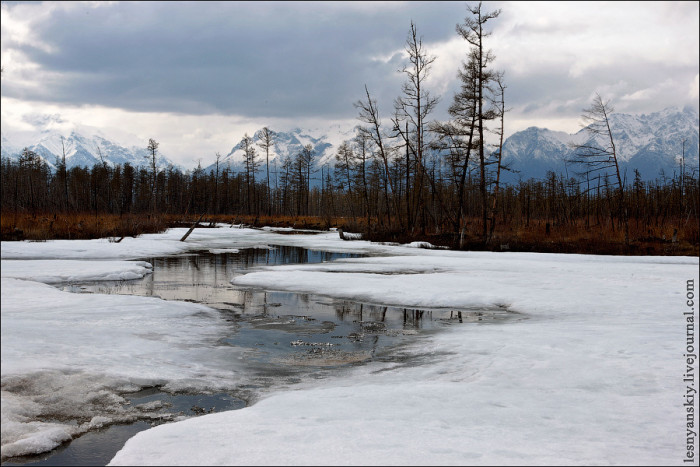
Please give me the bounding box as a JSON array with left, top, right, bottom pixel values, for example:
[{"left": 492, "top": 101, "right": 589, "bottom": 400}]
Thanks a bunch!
[{"left": 3, "top": 245, "right": 515, "bottom": 466}]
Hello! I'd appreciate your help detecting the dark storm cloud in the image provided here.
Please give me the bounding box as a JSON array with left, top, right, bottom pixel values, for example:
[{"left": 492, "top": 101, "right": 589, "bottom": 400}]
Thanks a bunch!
[{"left": 3, "top": 1, "right": 470, "bottom": 118}]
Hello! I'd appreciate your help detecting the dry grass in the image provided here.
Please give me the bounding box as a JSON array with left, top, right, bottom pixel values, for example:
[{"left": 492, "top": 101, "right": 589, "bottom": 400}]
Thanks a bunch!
[
  {"left": 170, "top": 214, "right": 369, "bottom": 233},
  {"left": 364, "top": 216, "right": 699, "bottom": 256},
  {"left": 0, "top": 212, "right": 366, "bottom": 242},
  {"left": 1, "top": 212, "right": 168, "bottom": 241},
  {"left": 2, "top": 211, "right": 697, "bottom": 256},
  {"left": 448, "top": 218, "right": 697, "bottom": 256}
]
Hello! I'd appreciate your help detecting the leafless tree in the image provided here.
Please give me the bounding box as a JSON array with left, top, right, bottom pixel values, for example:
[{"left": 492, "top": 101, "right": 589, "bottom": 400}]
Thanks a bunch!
[
  {"left": 353, "top": 129, "right": 373, "bottom": 231},
  {"left": 335, "top": 140, "right": 357, "bottom": 221},
  {"left": 570, "top": 93, "right": 628, "bottom": 244},
  {"left": 214, "top": 152, "right": 222, "bottom": 213},
  {"left": 300, "top": 144, "right": 315, "bottom": 214},
  {"left": 241, "top": 134, "right": 259, "bottom": 214},
  {"left": 392, "top": 21, "right": 440, "bottom": 231},
  {"left": 60, "top": 136, "right": 69, "bottom": 211},
  {"left": 256, "top": 127, "right": 276, "bottom": 216},
  {"left": 146, "top": 138, "right": 159, "bottom": 213},
  {"left": 456, "top": 1, "right": 501, "bottom": 244},
  {"left": 355, "top": 85, "right": 397, "bottom": 226},
  {"left": 487, "top": 71, "right": 508, "bottom": 244}
]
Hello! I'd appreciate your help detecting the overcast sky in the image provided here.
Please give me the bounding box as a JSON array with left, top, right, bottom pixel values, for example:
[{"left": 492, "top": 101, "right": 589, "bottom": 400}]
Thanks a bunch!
[{"left": 1, "top": 1, "right": 698, "bottom": 167}]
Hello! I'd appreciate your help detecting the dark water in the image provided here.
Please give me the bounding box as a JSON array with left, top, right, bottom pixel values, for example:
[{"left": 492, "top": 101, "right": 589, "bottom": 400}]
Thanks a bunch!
[
  {"left": 3, "top": 245, "right": 515, "bottom": 466},
  {"left": 2, "top": 423, "right": 153, "bottom": 467}
]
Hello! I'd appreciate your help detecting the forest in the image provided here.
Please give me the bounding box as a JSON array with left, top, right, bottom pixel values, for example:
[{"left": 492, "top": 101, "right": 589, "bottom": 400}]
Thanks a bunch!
[{"left": 1, "top": 3, "right": 698, "bottom": 255}]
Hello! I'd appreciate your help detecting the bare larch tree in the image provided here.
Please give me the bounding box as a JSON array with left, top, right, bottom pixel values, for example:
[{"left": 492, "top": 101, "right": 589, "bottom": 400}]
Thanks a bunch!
[
  {"left": 146, "top": 138, "right": 159, "bottom": 213},
  {"left": 392, "top": 21, "right": 440, "bottom": 232},
  {"left": 355, "top": 85, "right": 397, "bottom": 226},
  {"left": 570, "top": 93, "right": 628, "bottom": 245},
  {"left": 456, "top": 1, "right": 501, "bottom": 245},
  {"left": 255, "top": 127, "right": 275, "bottom": 216}
]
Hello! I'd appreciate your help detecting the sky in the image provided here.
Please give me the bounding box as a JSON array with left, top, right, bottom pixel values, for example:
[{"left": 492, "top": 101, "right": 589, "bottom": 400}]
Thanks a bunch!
[{"left": 1, "top": 1, "right": 698, "bottom": 167}]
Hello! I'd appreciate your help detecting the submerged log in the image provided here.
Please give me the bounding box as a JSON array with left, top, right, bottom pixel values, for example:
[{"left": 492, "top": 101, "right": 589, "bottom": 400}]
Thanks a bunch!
[{"left": 180, "top": 213, "right": 205, "bottom": 242}]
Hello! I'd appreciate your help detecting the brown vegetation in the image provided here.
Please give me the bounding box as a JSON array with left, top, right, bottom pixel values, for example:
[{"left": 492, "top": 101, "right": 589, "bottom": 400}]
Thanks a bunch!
[
  {"left": 2, "top": 4, "right": 697, "bottom": 258},
  {"left": 0, "top": 213, "right": 167, "bottom": 242},
  {"left": 2, "top": 211, "right": 696, "bottom": 256},
  {"left": 362, "top": 216, "right": 698, "bottom": 256}
]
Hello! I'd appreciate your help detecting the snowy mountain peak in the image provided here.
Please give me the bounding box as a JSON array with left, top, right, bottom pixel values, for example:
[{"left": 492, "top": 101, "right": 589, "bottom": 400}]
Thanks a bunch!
[
  {"left": 1, "top": 130, "right": 178, "bottom": 171},
  {"left": 3, "top": 107, "right": 696, "bottom": 182},
  {"left": 502, "top": 106, "right": 699, "bottom": 182},
  {"left": 204, "top": 127, "right": 348, "bottom": 174}
]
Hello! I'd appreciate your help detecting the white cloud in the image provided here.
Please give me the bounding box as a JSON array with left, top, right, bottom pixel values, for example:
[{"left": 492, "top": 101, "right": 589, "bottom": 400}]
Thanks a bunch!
[
  {"left": 495, "top": 1, "right": 698, "bottom": 77},
  {"left": 0, "top": 3, "right": 54, "bottom": 54},
  {"left": 1, "top": 1, "right": 697, "bottom": 168},
  {"left": 0, "top": 97, "right": 359, "bottom": 167}
]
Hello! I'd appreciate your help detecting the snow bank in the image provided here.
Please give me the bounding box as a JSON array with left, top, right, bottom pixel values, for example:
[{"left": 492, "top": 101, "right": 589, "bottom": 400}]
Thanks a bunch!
[
  {"left": 111, "top": 245, "right": 698, "bottom": 465},
  {"left": 1, "top": 273, "right": 245, "bottom": 460},
  {"left": 1, "top": 259, "right": 153, "bottom": 283},
  {"left": 208, "top": 248, "right": 240, "bottom": 254},
  {"left": 231, "top": 250, "right": 695, "bottom": 314},
  {"left": 2, "top": 226, "right": 697, "bottom": 465},
  {"left": 0, "top": 226, "right": 443, "bottom": 261},
  {"left": 0, "top": 227, "right": 381, "bottom": 260}
]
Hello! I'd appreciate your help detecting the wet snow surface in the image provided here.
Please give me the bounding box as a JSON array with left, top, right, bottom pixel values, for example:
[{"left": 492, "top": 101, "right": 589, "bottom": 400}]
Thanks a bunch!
[{"left": 1, "top": 226, "right": 697, "bottom": 465}]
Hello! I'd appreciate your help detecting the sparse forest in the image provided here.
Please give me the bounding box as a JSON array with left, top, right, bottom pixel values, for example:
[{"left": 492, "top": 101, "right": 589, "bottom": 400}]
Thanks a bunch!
[{"left": 1, "top": 2, "right": 698, "bottom": 255}]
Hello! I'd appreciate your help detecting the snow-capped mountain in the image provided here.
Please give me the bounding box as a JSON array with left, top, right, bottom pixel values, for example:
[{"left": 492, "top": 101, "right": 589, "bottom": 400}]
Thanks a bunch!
[
  {"left": 207, "top": 107, "right": 698, "bottom": 186},
  {"left": 4, "top": 107, "right": 696, "bottom": 185},
  {"left": 0, "top": 134, "right": 21, "bottom": 161},
  {"left": 501, "top": 106, "right": 699, "bottom": 183},
  {"left": 1, "top": 130, "right": 178, "bottom": 171},
  {"left": 202, "top": 126, "right": 354, "bottom": 176}
]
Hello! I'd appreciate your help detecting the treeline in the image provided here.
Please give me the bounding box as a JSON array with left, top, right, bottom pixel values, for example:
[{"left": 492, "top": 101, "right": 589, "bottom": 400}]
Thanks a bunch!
[
  {"left": 1, "top": 3, "right": 698, "bottom": 253},
  {"left": 1, "top": 147, "right": 697, "bottom": 243}
]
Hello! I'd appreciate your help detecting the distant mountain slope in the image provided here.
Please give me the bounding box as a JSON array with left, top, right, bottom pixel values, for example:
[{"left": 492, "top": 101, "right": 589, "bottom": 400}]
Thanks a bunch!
[
  {"left": 1, "top": 130, "right": 177, "bottom": 171},
  {"left": 202, "top": 127, "right": 353, "bottom": 176},
  {"left": 3, "top": 107, "right": 696, "bottom": 185},
  {"left": 500, "top": 106, "right": 699, "bottom": 183}
]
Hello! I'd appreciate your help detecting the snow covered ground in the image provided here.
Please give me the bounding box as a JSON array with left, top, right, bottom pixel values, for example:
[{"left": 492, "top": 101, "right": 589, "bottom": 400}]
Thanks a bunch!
[{"left": 1, "top": 227, "right": 697, "bottom": 465}]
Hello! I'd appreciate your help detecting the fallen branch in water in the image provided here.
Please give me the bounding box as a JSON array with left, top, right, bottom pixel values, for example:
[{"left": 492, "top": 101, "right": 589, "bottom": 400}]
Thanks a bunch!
[{"left": 180, "top": 213, "right": 205, "bottom": 242}]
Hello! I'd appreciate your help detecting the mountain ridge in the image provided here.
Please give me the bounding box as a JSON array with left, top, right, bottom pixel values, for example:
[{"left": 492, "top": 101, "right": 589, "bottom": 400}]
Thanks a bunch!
[
  {"left": 1, "top": 129, "right": 178, "bottom": 172},
  {"left": 500, "top": 106, "right": 699, "bottom": 182},
  {"left": 2, "top": 106, "right": 697, "bottom": 183}
]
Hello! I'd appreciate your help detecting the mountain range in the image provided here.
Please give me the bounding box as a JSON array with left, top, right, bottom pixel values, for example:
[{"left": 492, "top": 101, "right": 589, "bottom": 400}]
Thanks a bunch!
[
  {"left": 500, "top": 106, "right": 699, "bottom": 183},
  {"left": 0, "top": 130, "right": 177, "bottom": 172},
  {"left": 2, "top": 107, "right": 698, "bottom": 184},
  {"left": 201, "top": 126, "right": 353, "bottom": 176}
]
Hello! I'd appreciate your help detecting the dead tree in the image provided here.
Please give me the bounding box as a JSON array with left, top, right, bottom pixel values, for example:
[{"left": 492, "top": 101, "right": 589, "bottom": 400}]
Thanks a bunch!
[
  {"left": 456, "top": 1, "right": 501, "bottom": 245},
  {"left": 241, "top": 134, "right": 259, "bottom": 214},
  {"left": 392, "top": 21, "right": 440, "bottom": 232},
  {"left": 256, "top": 127, "right": 275, "bottom": 216},
  {"left": 570, "top": 93, "right": 628, "bottom": 245},
  {"left": 213, "top": 152, "right": 222, "bottom": 214},
  {"left": 487, "top": 72, "right": 508, "bottom": 244},
  {"left": 146, "top": 138, "right": 159, "bottom": 213},
  {"left": 355, "top": 85, "right": 398, "bottom": 227}
]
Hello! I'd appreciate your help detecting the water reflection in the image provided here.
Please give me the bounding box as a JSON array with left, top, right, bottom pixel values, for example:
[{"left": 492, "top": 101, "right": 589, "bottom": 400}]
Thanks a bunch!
[
  {"left": 72, "top": 247, "right": 516, "bottom": 377},
  {"left": 16, "top": 246, "right": 517, "bottom": 467},
  {"left": 80, "top": 246, "right": 360, "bottom": 307}
]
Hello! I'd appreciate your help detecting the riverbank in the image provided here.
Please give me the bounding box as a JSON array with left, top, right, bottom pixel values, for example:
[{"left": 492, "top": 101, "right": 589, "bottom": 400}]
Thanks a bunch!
[
  {"left": 2, "top": 211, "right": 697, "bottom": 256},
  {"left": 2, "top": 226, "right": 697, "bottom": 465}
]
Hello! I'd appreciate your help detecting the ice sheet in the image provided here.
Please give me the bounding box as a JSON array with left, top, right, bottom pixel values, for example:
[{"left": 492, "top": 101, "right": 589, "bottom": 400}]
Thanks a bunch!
[
  {"left": 1, "top": 226, "right": 697, "bottom": 465},
  {"left": 1, "top": 259, "right": 153, "bottom": 283},
  {"left": 110, "top": 237, "right": 697, "bottom": 465},
  {"left": 1, "top": 273, "right": 244, "bottom": 460}
]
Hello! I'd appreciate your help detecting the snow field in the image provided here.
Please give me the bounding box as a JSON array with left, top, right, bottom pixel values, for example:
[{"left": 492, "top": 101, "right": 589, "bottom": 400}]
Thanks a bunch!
[{"left": 1, "top": 227, "right": 697, "bottom": 465}]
